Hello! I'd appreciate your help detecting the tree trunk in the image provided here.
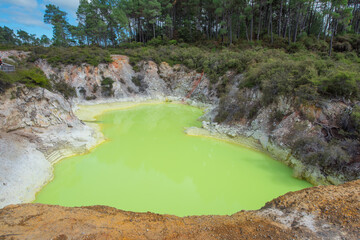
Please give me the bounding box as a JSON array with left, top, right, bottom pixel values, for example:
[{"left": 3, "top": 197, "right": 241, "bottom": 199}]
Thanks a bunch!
[
  {"left": 307, "top": 0, "right": 316, "bottom": 35},
  {"left": 288, "top": 0, "right": 291, "bottom": 45},
  {"left": 293, "top": 5, "right": 301, "bottom": 43},
  {"left": 267, "top": 4, "right": 271, "bottom": 35},
  {"left": 250, "top": 0, "right": 254, "bottom": 41},
  {"left": 137, "top": 17, "right": 141, "bottom": 42},
  {"left": 278, "top": 0, "right": 283, "bottom": 37},
  {"left": 317, "top": 2, "right": 326, "bottom": 40},
  {"left": 128, "top": 22, "right": 133, "bottom": 42},
  {"left": 153, "top": 23, "right": 156, "bottom": 39},
  {"left": 270, "top": 4, "right": 273, "bottom": 44},
  {"left": 257, "top": 0, "right": 263, "bottom": 41},
  {"left": 245, "top": 19, "right": 250, "bottom": 41},
  {"left": 323, "top": 7, "right": 333, "bottom": 40},
  {"left": 329, "top": 18, "right": 338, "bottom": 56},
  {"left": 229, "top": 14, "right": 233, "bottom": 44}
]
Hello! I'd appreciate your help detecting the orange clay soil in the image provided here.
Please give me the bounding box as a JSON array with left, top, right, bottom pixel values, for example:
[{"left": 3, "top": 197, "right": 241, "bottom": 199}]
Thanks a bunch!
[{"left": 0, "top": 180, "right": 359, "bottom": 240}]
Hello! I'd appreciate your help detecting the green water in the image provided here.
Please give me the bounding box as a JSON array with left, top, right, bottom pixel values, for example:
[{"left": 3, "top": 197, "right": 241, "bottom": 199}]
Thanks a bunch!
[{"left": 35, "top": 104, "right": 312, "bottom": 216}]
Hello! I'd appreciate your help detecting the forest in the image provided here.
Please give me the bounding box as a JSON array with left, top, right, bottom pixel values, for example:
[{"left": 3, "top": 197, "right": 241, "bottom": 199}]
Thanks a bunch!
[
  {"left": 1, "top": 0, "right": 360, "bottom": 103},
  {"left": 0, "top": 0, "right": 359, "bottom": 53}
]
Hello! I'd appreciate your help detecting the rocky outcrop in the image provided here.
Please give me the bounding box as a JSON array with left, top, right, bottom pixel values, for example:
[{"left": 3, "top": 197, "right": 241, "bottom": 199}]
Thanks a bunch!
[
  {"left": 204, "top": 81, "right": 360, "bottom": 185},
  {"left": 36, "top": 55, "right": 217, "bottom": 103},
  {"left": 0, "top": 180, "right": 359, "bottom": 239},
  {"left": 0, "top": 50, "right": 29, "bottom": 63},
  {"left": 0, "top": 86, "right": 101, "bottom": 208}
]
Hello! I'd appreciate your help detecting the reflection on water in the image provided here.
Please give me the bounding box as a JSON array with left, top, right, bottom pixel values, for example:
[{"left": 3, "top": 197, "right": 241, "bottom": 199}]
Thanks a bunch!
[{"left": 35, "top": 104, "right": 312, "bottom": 216}]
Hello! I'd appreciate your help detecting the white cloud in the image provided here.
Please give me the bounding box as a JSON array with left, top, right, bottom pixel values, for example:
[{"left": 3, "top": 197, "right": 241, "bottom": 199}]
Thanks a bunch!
[
  {"left": 0, "top": 18, "right": 10, "bottom": 23},
  {"left": 0, "top": 6, "right": 47, "bottom": 28},
  {"left": 2, "top": 0, "right": 38, "bottom": 9},
  {"left": 14, "top": 15, "right": 46, "bottom": 27},
  {"left": 44, "top": 0, "right": 80, "bottom": 11}
]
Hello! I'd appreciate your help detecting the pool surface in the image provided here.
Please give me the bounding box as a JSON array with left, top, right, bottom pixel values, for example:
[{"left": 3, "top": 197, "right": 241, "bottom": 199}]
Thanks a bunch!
[{"left": 35, "top": 104, "right": 312, "bottom": 216}]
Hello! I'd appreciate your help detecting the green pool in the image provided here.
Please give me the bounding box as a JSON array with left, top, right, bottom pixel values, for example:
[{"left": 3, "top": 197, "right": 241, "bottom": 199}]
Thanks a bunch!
[{"left": 34, "top": 103, "right": 312, "bottom": 216}]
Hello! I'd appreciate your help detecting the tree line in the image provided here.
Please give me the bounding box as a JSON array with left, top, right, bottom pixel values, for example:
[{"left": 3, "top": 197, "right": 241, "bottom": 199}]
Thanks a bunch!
[
  {"left": 1, "top": 0, "right": 359, "bottom": 49},
  {"left": 0, "top": 26, "right": 51, "bottom": 46}
]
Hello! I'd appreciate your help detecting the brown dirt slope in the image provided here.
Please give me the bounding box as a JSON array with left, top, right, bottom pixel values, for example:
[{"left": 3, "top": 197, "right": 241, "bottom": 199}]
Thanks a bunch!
[{"left": 0, "top": 180, "right": 359, "bottom": 240}]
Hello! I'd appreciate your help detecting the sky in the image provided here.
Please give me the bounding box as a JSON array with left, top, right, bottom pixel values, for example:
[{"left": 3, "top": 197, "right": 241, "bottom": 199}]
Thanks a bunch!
[{"left": 0, "top": 0, "right": 80, "bottom": 38}]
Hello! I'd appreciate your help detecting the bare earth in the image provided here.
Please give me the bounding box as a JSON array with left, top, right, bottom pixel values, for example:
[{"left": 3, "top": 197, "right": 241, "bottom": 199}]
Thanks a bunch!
[{"left": 0, "top": 180, "right": 359, "bottom": 240}]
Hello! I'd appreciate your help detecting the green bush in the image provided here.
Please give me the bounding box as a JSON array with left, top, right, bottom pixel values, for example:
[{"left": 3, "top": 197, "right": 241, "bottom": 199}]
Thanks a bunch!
[
  {"left": 131, "top": 76, "right": 142, "bottom": 87},
  {"left": 110, "top": 43, "right": 360, "bottom": 102},
  {"left": 350, "top": 105, "right": 360, "bottom": 134},
  {"left": 0, "top": 71, "right": 13, "bottom": 92},
  {"left": 243, "top": 57, "right": 319, "bottom": 105},
  {"left": 297, "top": 35, "right": 329, "bottom": 52},
  {"left": 117, "top": 42, "right": 144, "bottom": 49},
  {"left": 0, "top": 67, "right": 51, "bottom": 92},
  {"left": 287, "top": 42, "right": 306, "bottom": 53},
  {"left": 29, "top": 46, "right": 112, "bottom": 67},
  {"left": 270, "top": 110, "right": 285, "bottom": 123},
  {"left": 53, "top": 81, "right": 76, "bottom": 99},
  {"left": 101, "top": 77, "right": 114, "bottom": 97},
  {"left": 147, "top": 37, "right": 164, "bottom": 46},
  {"left": 114, "top": 45, "right": 258, "bottom": 84},
  {"left": 333, "top": 34, "right": 360, "bottom": 53},
  {"left": 292, "top": 137, "right": 350, "bottom": 171},
  {"left": 17, "top": 68, "right": 51, "bottom": 89},
  {"left": 319, "top": 71, "right": 359, "bottom": 99}
]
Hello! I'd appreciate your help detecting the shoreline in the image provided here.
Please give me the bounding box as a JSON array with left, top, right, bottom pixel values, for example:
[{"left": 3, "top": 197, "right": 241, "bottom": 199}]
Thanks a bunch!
[
  {"left": 73, "top": 99, "right": 338, "bottom": 187},
  {"left": 72, "top": 99, "right": 329, "bottom": 187},
  {"left": 2, "top": 98, "right": 341, "bottom": 209},
  {"left": 30, "top": 99, "right": 207, "bottom": 207}
]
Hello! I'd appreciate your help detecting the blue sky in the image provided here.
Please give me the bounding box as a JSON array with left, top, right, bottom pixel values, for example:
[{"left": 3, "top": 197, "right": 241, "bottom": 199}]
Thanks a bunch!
[{"left": 0, "top": 0, "right": 80, "bottom": 38}]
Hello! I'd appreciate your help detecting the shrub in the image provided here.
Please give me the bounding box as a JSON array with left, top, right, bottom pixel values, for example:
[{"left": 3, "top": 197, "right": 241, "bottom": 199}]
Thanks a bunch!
[
  {"left": 299, "top": 35, "right": 329, "bottom": 52},
  {"left": 270, "top": 110, "right": 285, "bottom": 123},
  {"left": 292, "top": 137, "right": 350, "bottom": 171},
  {"left": 319, "top": 71, "right": 359, "bottom": 99},
  {"left": 294, "top": 84, "right": 320, "bottom": 104},
  {"left": 147, "top": 36, "right": 164, "bottom": 46},
  {"left": 117, "top": 42, "right": 143, "bottom": 49},
  {"left": 248, "top": 103, "right": 260, "bottom": 119},
  {"left": 131, "top": 76, "right": 142, "bottom": 87},
  {"left": 243, "top": 58, "right": 318, "bottom": 105},
  {"left": 0, "top": 67, "right": 51, "bottom": 92},
  {"left": 14, "top": 68, "right": 50, "bottom": 89},
  {"left": 214, "top": 110, "right": 229, "bottom": 123},
  {"left": 333, "top": 41, "right": 353, "bottom": 52},
  {"left": 287, "top": 42, "right": 306, "bottom": 53},
  {"left": 350, "top": 105, "right": 360, "bottom": 134},
  {"left": 101, "top": 77, "right": 114, "bottom": 97},
  {"left": 0, "top": 71, "right": 13, "bottom": 92},
  {"left": 53, "top": 81, "right": 76, "bottom": 99},
  {"left": 29, "top": 46, "right": 112, "bottom": 67},
  {"left": 111, "top": 44, "right": 360, "bottom": 103}
]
